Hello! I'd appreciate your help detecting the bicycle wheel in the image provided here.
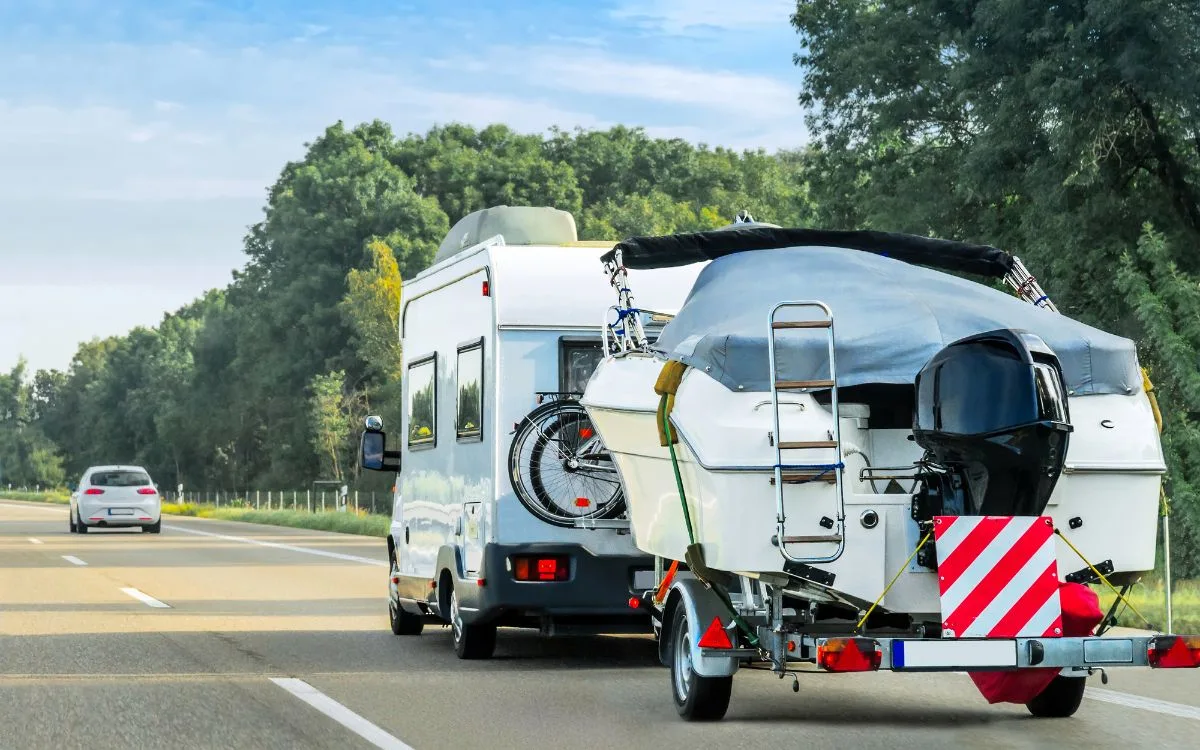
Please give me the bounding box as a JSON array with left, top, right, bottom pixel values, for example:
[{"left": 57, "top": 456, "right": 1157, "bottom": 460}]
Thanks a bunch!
[{"left": 507, "top": 398, "right": 626, "bottom": 527}]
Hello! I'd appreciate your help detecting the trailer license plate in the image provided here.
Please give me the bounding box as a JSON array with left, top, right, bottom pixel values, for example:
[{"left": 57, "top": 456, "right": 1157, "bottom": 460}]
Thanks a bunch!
[
  {"left": 632, "top": 570, "right": 657, "bottom": 591},
  {"left": 892, "top": 640, "right": 1017, "bottom": 670}
]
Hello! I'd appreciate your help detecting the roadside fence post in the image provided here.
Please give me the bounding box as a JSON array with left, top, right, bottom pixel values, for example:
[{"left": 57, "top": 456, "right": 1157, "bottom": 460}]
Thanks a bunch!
[{"left": 306, "top": 489, "right": 311, "bottom": 512}]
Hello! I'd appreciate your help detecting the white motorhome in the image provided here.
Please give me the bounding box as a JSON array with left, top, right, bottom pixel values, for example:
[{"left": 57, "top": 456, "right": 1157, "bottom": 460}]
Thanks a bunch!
[{"left": 360, "top": 206, "right": 702, "bottom": 659}]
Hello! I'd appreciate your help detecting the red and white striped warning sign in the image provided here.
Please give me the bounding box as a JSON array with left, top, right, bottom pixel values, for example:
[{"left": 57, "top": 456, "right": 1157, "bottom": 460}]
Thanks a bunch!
[{"left": 933, "top": 515, "right": 1063, "bottom": 639}]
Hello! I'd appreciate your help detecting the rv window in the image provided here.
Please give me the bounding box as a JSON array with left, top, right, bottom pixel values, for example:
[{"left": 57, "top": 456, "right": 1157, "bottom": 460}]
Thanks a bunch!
[
  {"left": 407, "top": 355, "right": 437, "bottom": 448},
  {"left": 457, "top": 339, "right": 484, "bottom": 442},
  {"left": 559, "top": 339, "right": 605, "bottom": 395}
]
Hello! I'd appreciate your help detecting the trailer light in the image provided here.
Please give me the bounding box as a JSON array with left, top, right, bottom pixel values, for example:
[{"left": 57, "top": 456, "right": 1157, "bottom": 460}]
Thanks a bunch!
[
  {"left": 482, "top": 280, "right": 490, "bottom": 296},
  {"left": 697, "top": 617, "right": 734, "bottom": 650},
  {"left": 84, "top": 488, "right": 104, "bottom": 495},
  {"left": 579, "top": 427, "right": 594, "bottom": 439},
  {"left": 817, "top": 638, "right": 882, "bottom": 673},
  {"left": 510, "top": 555, "right": 569, "bottom": 582},
  {"left": 574, "top": 497, "right": 590, "bottom": 507},
  {"left": 476, "top": 578, "right": 486, "bottom": 587},
  {"left": 1148, "top": 635, "right": 1200, "bottom": 668},
  {"left": 628, "top": 597, "right": 641, "bottom": 609}
]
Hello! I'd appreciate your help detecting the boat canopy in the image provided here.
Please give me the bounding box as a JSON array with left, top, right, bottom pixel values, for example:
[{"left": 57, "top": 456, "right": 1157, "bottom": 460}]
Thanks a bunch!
[
  {"left": 647, "top": 244, "right": 1141, "bottom": 397},
  {"left": 603, "top": 226, "right": 1016, "bottom": 278}
]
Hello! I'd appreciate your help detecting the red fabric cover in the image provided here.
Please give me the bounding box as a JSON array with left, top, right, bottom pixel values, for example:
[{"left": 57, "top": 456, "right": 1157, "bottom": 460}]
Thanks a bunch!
[{"left": 967, "top": 582, "right": 1103, "bottom": 704}]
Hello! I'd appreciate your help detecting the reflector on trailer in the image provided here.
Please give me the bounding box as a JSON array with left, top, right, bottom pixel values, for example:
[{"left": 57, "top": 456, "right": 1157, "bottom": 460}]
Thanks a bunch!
[
  {"left": 579, "top": 427, "right": 594, "bottom": 439},
  {"left": 697, "top": 616, "right": 734, "bottom": 649},
  {"left": 817, "top": 637, "right": 882, "bottom": 672},
  {"left": 1148, "top": 635, "right": 1200, "bottom": 668}
]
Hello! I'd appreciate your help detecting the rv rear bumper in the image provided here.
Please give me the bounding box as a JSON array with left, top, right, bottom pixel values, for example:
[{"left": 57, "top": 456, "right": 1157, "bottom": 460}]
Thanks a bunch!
[{"left": 459, "top": 542, "right": 655, "bottom": 631}]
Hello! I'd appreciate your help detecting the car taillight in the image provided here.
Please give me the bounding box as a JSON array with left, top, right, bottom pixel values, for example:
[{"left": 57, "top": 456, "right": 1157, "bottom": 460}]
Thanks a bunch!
[
  {"left": 137, "top": 488, "right": 157, "bottom": 495},
  {"left": 1148, "top": 635, "right": 1200, "bottom": 668},
  {"left": 84, "top": 488, "right": 104, "bottom": 495},
  {"left": 511, "top": 555, "right": 569, "bottom": 582},
  {"left": 817, "top": 637, "right": 882, "bottom": 673}
]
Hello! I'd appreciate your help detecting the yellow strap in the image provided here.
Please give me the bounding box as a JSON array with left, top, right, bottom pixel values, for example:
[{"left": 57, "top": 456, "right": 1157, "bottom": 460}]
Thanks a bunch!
[
  {"left": 856, "top": 531, "right": 933, "bottom": 633},
  {"left": 654, "top": 360, "right": 687, "bottom": 446},
  {"left": 1054, "top": 528, "right": 1154, "bottom": 629},
  {"left": 1142, "top": 367, "right": 1163, "bottom": 433}
]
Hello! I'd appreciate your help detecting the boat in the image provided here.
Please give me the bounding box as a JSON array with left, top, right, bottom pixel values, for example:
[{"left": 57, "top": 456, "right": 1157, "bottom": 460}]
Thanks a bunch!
[{"left": 578, "top": 218, "right": 1194, "bottom": 721}]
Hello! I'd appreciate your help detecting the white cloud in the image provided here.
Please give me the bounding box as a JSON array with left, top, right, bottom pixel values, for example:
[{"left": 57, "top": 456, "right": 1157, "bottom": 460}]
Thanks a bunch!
[
  {"left": 439, "top": 46, "right": 801, "bottom": 122},
  {"left": 153, "top": 100, "right": 182, "bottom": 112},
  {"left": 610, "top": 0, "right": 797, "bottom": 35}
]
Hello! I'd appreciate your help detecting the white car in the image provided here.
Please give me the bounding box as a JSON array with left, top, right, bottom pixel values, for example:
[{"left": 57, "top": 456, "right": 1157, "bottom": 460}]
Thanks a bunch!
[{"left": 68, "top": 465, "right": 162, "bottom": 534}]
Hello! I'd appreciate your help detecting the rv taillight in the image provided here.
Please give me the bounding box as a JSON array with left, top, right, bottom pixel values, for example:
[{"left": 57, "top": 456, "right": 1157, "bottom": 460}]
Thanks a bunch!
[
  {"left": 137, "top": 488, "right": 157, "bottom": 495},
  {"left": 482, "top": 280, "right": 490, "bottom": 296},
  {"left": 510, "top": 555, "right": 569, "bottom": 582},
  {"left": 817, "top": 638, "right": 882, "bottom": 673},
  {"left": 84, "top": 488, "right": 104, "bottom": 495},
  {"left": 1148, "top": 635, "right": 1200, "bottom": 668}
]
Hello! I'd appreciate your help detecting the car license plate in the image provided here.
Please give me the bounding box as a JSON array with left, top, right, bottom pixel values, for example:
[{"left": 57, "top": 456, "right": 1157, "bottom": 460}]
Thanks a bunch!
[
  {"left": 892, "top": 639, "right": 1017, "bottom": 670},
  {"left": 109, "top": 509, "right": 134, "bottom": 516}
]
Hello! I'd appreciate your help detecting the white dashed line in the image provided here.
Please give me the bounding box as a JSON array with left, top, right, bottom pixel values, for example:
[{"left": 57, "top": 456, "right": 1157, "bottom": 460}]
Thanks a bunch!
[
  {"left": 1087, "top": 687, "right": 1200, "bottom": 721},
  {"left": 166, "top": 524, "right": 387, "bottom": 567},
  {"left": 271, "top": 678, "right": 414, "bottom": 749},
  {"left": 120, "top": 587, "right": 170, "bottom": 608},
  {"left": 28, "top": 538, "right": 43, "bottom": 544},
  {"left": 62, "top": 555, "right": 87, "bottom": 566}
]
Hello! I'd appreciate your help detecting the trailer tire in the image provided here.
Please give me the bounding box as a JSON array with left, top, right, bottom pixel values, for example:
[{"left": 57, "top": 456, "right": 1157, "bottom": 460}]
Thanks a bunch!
[
  {"left": 448, "top": 582, "right": 496, "bottom": 660},
  {"left": 1025, "top": 675, "right": 1086, "bottom": 718},
  {"left": 669, "top": 605, "right": 731, "bottom": 721}
]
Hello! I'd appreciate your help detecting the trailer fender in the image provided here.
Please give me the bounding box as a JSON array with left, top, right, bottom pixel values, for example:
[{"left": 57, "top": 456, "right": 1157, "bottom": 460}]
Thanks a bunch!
[{"left": 662, "top": 578, "right": 740, "bottom": 678}]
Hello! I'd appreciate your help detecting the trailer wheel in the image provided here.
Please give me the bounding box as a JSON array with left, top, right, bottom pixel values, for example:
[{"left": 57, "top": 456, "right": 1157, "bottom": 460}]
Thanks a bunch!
[
  {"left": 448, "top": 584, "right": 496, "bottom": 660},
  {"left": 669, "top": 605, "right": 732, "bottom": 720},
  {"left": 1025, "top": 675, "right": 1086, "bottom": 718}
]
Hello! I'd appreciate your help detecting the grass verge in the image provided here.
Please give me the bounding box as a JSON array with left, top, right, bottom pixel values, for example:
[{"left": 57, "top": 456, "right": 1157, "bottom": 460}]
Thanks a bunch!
[
  {"left": 160, "top": 502, "right": 389, "bottom": 538},
  {"left": 0, "top": 490, "right": 70, "bottom": 504}
]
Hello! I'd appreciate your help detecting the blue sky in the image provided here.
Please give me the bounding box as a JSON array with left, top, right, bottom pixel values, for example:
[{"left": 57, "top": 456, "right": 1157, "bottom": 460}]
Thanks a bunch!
[{"left": 0, "top": 0, "right": 808, "bottom": 373}]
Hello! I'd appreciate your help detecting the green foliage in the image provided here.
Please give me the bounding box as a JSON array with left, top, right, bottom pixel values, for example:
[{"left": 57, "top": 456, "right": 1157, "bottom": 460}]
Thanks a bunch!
[
  {"left": 160, "top": 503, "right": 389, "bottom": 538},
  {"left": 792, "top": 0, "right": 1200, "bottom": 574}
]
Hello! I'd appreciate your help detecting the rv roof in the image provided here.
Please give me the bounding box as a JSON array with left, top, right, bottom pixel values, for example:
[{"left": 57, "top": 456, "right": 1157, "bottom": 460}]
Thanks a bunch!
[{"left": 403, "top": 242, "right": 702, "bottom": 331}]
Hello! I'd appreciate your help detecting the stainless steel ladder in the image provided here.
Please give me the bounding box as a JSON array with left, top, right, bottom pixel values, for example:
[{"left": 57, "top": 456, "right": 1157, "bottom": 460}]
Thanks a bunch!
[{"left": 767, "top": 301, "right": 847, "bottom": 566}]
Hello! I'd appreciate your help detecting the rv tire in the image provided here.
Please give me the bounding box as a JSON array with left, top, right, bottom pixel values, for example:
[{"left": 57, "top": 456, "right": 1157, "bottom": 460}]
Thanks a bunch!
[
  {"left": 1025, "top": 675, "right": 1086, "bottom": 718},
  {"left": 449, "top": 583, "right": 496, "bottom": 660},
  {"left": 388, "top": 558, "right": 423, "bottom": 635},
  {"left": 669, "top": 605, "right": 731, "bottom": 720}
]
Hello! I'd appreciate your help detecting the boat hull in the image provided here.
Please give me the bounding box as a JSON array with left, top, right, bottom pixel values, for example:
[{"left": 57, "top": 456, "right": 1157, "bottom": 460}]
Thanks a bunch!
[{"left": 582, "top": 354, "right": 1164, "bottom": 616}]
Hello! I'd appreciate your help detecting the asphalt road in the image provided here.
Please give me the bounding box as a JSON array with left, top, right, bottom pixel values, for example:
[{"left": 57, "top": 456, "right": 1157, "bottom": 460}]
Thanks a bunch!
[{"left": 2, "top": 498, "right": 1198, "bottom": 750}]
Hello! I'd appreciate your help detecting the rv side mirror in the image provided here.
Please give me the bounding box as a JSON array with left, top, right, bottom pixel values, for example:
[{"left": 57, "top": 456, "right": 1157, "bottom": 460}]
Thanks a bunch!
[{"left": 361, "top": 428, "right": 400, "bottom": 472}]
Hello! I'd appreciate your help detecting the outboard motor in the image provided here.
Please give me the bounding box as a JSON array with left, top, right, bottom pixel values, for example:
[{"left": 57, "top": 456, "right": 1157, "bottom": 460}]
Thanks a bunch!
[{"left": 910, "top": 329, "right": 1073, "bottom": 567}]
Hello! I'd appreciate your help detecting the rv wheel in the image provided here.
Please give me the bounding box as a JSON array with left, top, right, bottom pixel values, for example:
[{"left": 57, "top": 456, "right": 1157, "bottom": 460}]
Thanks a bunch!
[
  {"left": 669, "top": 605, "right": 732, "bottom": 721},
  {"left": 1025, "top": 675, "right": 1086, "bottom": 718},
  {"left": 449, "top": 585, "right": 496, "bottom": 660},
  {"left": 388, "top": 558, "right": 423, "bottom": 635}
]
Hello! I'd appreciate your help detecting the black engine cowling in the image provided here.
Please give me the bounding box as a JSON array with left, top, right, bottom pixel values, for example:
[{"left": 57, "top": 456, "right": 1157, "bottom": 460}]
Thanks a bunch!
[{"left": 911, "top": 329, "right": 1073, "bottom": 525}]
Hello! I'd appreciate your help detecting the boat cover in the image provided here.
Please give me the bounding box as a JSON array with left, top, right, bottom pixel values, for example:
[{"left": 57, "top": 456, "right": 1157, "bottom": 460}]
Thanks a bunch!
[{"left": 649, "top": 246, "right": 1141, "bottom": 396}]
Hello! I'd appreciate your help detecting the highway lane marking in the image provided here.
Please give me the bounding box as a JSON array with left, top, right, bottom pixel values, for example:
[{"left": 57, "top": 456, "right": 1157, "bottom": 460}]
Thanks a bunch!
[
  {"left": 1087, "top": 687, "right": 1200, "bottom": 721},
  {"left": 121, "top": 587, "right": 171, "bottom": 608},
  {"left": 28, "top": 538, "right": 43, "bottom": 544},
  {"left": 62, "top": 555, "right": 87, "bottom": 566},
  {"left": 271, "top": 678, "right": 414, "bottom": 750},
  {"left": 165, "top": 524, "right": 387, "bottom": 567}
]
